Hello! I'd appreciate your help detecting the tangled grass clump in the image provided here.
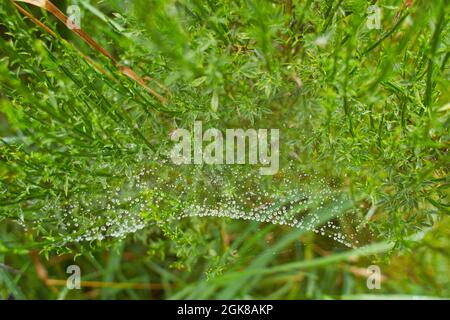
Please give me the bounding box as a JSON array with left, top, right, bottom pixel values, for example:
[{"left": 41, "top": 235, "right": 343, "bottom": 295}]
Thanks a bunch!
[{"left": 0, "top": 0, "right": 449, "bottom": 299}]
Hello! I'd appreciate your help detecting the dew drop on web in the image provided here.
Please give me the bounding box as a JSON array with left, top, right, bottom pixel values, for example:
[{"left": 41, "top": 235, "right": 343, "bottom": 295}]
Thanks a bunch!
[{"left": 51, "top": 157, "right": 361, "bottom": 249}]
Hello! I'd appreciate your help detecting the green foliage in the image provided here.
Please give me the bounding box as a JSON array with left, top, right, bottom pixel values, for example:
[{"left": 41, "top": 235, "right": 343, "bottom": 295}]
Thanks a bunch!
[{"left": 0, "top": 0, "right": 449, "bottom": 299}]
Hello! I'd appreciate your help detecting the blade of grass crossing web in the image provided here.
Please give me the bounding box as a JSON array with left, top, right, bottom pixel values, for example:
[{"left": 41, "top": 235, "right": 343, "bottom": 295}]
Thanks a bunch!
[{"left": 216, "top": 197, "right": 354, "bottom": 299}]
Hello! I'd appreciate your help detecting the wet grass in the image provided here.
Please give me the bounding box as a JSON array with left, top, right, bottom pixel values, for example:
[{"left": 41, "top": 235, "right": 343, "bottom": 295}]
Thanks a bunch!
[{"left": 0, "top": 0, "right": 449, "bottom": 299}]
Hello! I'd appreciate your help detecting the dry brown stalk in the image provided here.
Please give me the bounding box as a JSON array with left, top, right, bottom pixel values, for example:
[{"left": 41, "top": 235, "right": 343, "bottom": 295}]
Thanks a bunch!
[
  {"left": 30, "top": 250, "right": 166, "bottom": 291},
  {"left": 11, "top": 0, "right": 168, "bottom": 104}
]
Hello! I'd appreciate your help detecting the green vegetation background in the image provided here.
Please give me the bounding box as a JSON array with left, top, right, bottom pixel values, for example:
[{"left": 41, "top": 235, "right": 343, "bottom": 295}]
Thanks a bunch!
[{"left": 0, "top": 0, "right": 449, "bottom": 299}]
